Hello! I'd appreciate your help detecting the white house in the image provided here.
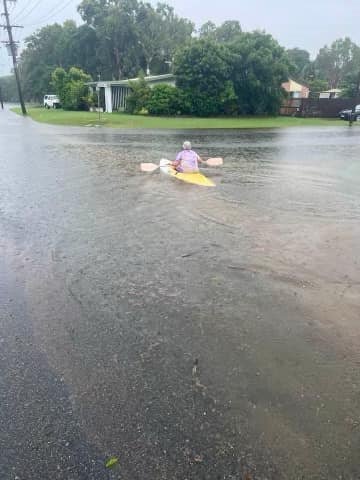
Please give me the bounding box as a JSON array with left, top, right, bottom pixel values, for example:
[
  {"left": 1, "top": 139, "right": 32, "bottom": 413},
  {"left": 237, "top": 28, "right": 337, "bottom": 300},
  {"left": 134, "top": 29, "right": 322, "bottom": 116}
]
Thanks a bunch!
[{"left": 87, "top": 74, "right": 175, "bottom": 113}]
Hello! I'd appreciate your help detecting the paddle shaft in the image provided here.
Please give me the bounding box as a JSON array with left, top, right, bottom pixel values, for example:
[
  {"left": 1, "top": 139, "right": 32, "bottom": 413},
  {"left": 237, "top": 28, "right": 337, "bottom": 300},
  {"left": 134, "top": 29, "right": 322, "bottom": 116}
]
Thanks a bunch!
[{"left": 142, "top": 158, "right": 221, "bottom": 171}]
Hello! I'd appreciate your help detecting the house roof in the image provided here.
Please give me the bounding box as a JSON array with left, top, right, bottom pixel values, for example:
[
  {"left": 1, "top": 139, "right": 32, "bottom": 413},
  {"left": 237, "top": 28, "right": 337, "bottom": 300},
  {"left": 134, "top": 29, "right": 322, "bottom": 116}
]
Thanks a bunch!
[
  {"left": 282, "top": 78, "right": 309, "bottom": 92},
  {"left": 87, "top": 73, "right": 175, "bottom": 87}
]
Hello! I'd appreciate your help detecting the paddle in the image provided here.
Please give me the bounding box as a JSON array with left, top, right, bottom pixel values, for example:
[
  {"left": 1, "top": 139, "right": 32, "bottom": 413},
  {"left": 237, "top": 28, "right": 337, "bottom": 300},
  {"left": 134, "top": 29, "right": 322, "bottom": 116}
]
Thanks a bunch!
[{"left": 140, "top": 157, "right": 223, "bottom": 172}]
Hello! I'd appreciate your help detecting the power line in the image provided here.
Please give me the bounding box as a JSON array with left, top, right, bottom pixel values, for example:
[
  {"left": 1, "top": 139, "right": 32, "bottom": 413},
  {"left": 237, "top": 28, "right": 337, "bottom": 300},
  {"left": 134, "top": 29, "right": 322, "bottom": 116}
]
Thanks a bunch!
[
  {"left": 23, "top": 0, "right": 77, "bottom": 28},
  {"left": 13, "top": 0, "right": 44, "bottom": 23},
  {"left": 1, "top": 0, "right": 26, "bottom": 113},
  {"left": 12, "top": 0, "right": 38, "bottom": 19}
]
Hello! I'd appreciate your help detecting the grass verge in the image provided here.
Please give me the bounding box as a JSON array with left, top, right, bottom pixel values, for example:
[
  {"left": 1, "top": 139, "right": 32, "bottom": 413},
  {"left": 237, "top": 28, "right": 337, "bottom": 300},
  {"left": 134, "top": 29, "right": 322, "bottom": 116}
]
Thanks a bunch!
[{"left": 12, "top": 107, "right": 347, "bottom": 129}]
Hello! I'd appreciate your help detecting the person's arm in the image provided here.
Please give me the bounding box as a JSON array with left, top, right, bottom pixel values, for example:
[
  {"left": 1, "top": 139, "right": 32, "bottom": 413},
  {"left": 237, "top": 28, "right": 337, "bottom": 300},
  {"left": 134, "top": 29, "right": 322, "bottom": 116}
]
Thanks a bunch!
[
  {"left": 197, "top": 154, "right": 205, "bottom": 164},
  {"left": 171, "top": 152, "right": 182, "bottom": 167}
]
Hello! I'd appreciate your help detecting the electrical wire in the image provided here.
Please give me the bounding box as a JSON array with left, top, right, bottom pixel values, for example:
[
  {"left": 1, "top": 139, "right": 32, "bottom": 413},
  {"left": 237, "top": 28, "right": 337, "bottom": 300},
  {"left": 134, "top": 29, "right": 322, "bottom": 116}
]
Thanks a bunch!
[
  {"left": 23, "top": 0, "right": 78, "bottom": 27},
  {"left": 12, "top": 0, "right": 39, "bottom": 21},
  {"left": 14, "top": 0, "right": 46, "bottom": 23}
]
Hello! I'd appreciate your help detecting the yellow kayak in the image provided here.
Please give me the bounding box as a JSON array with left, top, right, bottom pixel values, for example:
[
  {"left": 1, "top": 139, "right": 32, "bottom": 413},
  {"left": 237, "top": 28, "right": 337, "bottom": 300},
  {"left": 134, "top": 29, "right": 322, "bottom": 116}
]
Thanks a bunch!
[{"left": 159, "top": 159, "right": 215, "bottom": 187}]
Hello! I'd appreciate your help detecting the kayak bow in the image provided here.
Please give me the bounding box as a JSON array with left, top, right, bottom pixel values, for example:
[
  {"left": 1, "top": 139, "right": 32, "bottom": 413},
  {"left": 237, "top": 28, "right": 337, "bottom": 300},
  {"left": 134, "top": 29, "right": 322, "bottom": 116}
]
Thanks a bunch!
[{"left": 159, "top": 159, "right": 215, "bottom": 187}]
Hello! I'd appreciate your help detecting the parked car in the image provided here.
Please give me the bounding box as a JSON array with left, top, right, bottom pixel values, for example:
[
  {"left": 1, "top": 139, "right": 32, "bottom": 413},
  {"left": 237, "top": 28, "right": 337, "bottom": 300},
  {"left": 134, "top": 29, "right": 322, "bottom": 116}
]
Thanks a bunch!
[
  {"left": 338, "top": 104, "right": 360, "bottom": 120},
  {"left": 43, "top": 95, "right": 61, "bottom": 109}
]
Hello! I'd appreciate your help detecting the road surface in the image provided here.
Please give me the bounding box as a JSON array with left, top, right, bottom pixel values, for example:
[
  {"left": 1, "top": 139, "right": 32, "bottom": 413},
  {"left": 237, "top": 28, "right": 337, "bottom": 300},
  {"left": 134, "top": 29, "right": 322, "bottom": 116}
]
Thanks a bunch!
[{"left": 1, "top": 106, "right": 360, "bottom": 479}]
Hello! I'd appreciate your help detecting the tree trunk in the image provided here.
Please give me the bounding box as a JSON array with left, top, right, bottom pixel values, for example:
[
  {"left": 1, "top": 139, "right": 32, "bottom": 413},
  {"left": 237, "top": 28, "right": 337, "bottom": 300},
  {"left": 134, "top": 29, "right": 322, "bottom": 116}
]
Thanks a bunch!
[
  {"left": 113, "top": 47, "right": 122, "bottom": 79},
  {"left": 356, "top": 71, "right": 360, "bottom": 95}
]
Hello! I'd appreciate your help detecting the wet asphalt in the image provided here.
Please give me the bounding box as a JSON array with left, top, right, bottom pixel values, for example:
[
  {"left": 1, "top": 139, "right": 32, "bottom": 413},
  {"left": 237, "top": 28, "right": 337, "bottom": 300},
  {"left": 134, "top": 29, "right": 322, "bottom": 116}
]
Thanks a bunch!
[{"left": 0, "top": 106, "right": 360, "bottom": 480}]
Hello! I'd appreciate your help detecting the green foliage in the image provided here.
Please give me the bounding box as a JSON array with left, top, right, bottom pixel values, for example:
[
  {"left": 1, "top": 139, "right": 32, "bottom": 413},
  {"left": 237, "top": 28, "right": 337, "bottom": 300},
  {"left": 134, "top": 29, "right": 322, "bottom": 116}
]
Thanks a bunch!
[
  {"left": 314, "top": 37, "right": 360, "bottom": 89},
  {"left": 0, "top": 75, "right": 18, "bottom": 102},
  {"left": 136, "top": 3, "right": 193, "bottom": 75},
  {"left": 199, "top": 20, "right": 242, "bottom": 43},
  {"left": 18, "top": 1, "right": 193, "bottom": 101},
  {"left": 219, "top": 81, "right": 238, "bottom": 115},
  {"left": 338, "top": 44, "right": 360, "bottom": 97},
  {"left": 198, "top": 21, "right": 217, "bottom": 39},
  {"left": 52, "top": 67, "right": 92, "bottom": 110},
  {"left": 105, "top": 457, "right": 119, "bottom": 469},
  {"left": 146, "top": 84, "right": 189, "bottom": 115},
  {"left": 340, "top": 70, "right": 360, "bottom": 97},
  {"left": 174, "top": 32, "right": 289, "bottom": 116},
  {"left": 216, "top": 21, "right": 242, "bottom": 43},
  {"left": 308, "top": 78, "right": 328, "bottom": 93},
  {"left": 286, "top": 48, "right": 311, "bottom": 80},
  {"left": 88, "top": 92, "right": 99, "bottom": 107},
  {"left": 19, "top": 21, "right": 98, "bottom": 101},
  {"left": 77, "top": 0, "right": 194, "bottom": 79},
  {"left": 174, "top": 39, "right": 235, "bottom": 116},
  {"left": 146, "top": 84, "right": 175, "bottom": 115},
  {"left": 125, "top": 76, "right": 151, "bottom": 113},
  {"left": 229, "top": 31, "right": 290, "bottom": 114}
]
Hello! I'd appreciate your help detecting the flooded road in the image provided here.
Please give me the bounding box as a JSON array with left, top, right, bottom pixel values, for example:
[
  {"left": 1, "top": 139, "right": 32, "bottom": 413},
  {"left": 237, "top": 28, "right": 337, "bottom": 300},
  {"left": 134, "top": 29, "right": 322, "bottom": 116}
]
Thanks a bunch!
[{"left": 1, "top": 107, "right": 359, "bottom": 479}]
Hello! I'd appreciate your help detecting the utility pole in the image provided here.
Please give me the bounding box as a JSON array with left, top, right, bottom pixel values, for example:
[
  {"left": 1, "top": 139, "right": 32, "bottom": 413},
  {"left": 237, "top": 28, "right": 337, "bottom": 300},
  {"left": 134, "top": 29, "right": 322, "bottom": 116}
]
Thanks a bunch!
[
  {"left": 1, "top": 0, "right": 26, "bottom": 114},
  {"left": 97, "top": 73, "right": 101, "bottom": 122}
]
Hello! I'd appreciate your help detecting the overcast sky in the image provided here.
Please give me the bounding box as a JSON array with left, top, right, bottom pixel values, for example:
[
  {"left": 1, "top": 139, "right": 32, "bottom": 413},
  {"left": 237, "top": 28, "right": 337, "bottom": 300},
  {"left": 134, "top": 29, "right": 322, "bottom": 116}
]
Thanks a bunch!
[{"left": 1, "top": 0, "right": 360, "bottom": 76}]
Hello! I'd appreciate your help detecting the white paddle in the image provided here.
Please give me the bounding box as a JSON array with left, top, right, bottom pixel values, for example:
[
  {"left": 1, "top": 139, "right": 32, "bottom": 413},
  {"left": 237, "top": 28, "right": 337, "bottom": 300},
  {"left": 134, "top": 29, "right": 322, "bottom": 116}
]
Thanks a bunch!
[{"left": 140, "top": 157, "right": 223, "bottom": 172}]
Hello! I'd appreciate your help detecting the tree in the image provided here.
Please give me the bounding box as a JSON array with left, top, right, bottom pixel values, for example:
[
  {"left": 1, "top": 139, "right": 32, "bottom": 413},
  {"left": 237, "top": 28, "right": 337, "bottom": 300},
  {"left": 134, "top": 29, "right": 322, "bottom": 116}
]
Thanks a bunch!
[
  {"left": 308, "top": 78, "right": 328, "bottom": 93},
  {"left": 152, "top": 3, "right": 194, "bottom": 73},
  {"left": 20, "top": 23, "right": 65, "bottom": 101},
  {"left": 286, "top": 48, "right": 311, "bottom": 80},
  {"left": 70, "top": 24, "right": 99, "bottom": 77},
  {"left": 78, "top": 0, "right": 193, "bottom": 79},
  {"left": 79, "top": 0, "right": 140, "bottom": 80},
  {"left": 340, "top": 45, "right": 360, "bottom": 97},
  {"left": 199, "top": 20, "right": 242, "bottom": 43},
  {"left": 314, "top": 37, "right": 360, "bottom": 89},
  {"left": 19, "top": 20, "right": 96, "bottom": 101},
  {"left": 137, "top": 3, "right": 165, "bottom": 75},
  {"left": 341, "top": 71, "right": 360, "bottom": 97},
  {"left": 52, "top": 67, "right": 92, "bottom": 110},
  {"left": 199, "top": 21, "right": 217, "bottom": 39},
  {"left": 214, "top": 21, "right": 242, "bottom": 43},
  {"left": 174, "top": 39, "right": 236, "bottom": 116},
  {"left": 0, "top": 75, "right": 18, "bottom": 102},
  {"left": 229, "top": 31, "right": 290, "bottom": 114},
  {"left": 125, "top": 76, "right": 151, "bottom": 113},
  {"left": 18, "top": 1, "right": 193, "bottom": 100},
  {"left": 137, "top": 3, "right": 194, "bottom": 76}
]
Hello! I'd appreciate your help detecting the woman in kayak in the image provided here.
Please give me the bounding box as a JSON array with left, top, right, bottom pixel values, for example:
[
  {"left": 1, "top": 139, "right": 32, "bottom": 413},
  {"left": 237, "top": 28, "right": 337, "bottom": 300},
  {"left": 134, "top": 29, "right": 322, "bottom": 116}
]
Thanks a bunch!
[{"left": 171, "top": 141, "right": 205, "bottom": 173}]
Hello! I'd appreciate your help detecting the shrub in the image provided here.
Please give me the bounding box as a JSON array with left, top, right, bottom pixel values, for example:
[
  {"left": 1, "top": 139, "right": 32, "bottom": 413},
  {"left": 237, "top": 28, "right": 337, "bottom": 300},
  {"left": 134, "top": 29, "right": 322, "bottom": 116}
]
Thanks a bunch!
[
  {"left": 146, "top": 84, "right": 176, "bottom": 115},
  {"left": 125, "top": 77, "right": 151, "bottom": 114},
  {"left": 51, "top": 67, "right": 92, "bottom": 110}
]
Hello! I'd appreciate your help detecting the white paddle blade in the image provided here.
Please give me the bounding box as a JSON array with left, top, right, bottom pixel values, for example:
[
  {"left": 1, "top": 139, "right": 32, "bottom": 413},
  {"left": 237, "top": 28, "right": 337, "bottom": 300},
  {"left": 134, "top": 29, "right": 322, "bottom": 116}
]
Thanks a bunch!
[
  {"left": 205, "top": 157, "right": 223, "bottom": 166},
  {"left": 140, "top": 162, "right": 159, "bottom": 172},
  {"left": 160, "top": 158, "right": 171, "bottom": 167}
]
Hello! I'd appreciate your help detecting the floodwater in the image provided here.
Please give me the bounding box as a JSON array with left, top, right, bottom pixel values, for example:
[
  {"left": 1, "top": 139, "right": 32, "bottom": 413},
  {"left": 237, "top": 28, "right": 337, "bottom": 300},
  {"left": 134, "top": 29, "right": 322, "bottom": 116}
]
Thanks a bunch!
[{"left": 1, "top": 107, "right": 360, "bottom": 479}]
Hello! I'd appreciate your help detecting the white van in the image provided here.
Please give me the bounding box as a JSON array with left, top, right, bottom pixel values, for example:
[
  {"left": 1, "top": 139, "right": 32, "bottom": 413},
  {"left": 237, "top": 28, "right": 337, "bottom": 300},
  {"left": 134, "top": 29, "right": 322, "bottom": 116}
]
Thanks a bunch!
[{"left": 43, "top": 95, "right": 60, "bottom": 109}]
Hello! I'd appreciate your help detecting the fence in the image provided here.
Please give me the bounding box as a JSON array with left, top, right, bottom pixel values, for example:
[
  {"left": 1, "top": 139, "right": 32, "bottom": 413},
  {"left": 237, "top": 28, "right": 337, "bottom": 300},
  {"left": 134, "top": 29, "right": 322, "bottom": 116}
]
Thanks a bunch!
[{"left": 280, "top": 97, "right": 360, "bottom": 117}]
